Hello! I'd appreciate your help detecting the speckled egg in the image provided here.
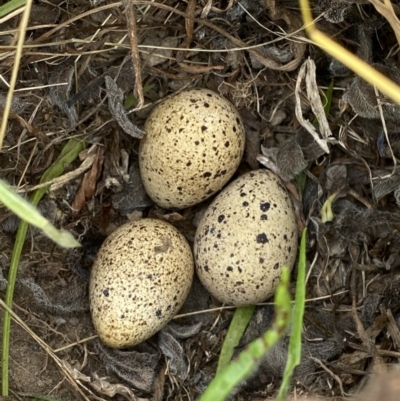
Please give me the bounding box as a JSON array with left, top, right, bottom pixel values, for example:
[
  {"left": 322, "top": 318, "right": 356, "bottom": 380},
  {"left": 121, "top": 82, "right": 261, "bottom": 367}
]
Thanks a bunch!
[
  {"left": 139, "top": 89, "right": 245, "bottom": 209},
  {"left": 89, "top": 218, "right": 194, "bottom": 348},
  {"left": 194, "top": 169, "right": 298, "bottom": 306}
]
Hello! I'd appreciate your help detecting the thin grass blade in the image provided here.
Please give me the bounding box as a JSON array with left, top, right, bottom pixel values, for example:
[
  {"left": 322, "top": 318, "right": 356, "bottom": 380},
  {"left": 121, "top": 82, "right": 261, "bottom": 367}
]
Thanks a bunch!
[
  {"left": 217, "top": 305, "right": 256, "bottom": 373},
  {"left": 277, "top": 228, "right": 307, "bottom": 400},
  {"left": 1, "top": 138, "right": 85, "bottom": 396},
  {"left": 199, "top": 267, "right": 292, "bottom": 401}
]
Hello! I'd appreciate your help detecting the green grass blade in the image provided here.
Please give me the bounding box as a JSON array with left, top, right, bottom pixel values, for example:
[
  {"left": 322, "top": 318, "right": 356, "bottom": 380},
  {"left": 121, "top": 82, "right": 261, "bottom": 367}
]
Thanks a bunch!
[
  {"left": 277, "top": 228, "right": 307, "bottom": 401},
  {"left": 217, "top": 305, "right": 256, "bottom": 373},
  {"left": 0, "top": 180, "right": 80, "bottom": 248},
  {"left": 323, "top": 80, "right": 334, "bottom": 117},
  {"left": 1, "top": 138, "right": 85, "bottom": 396},
  {"left": 32, "top": 138, "right": 86, "bottom": 204},
  {"left": 0, "top": 0, "right": 26, "bottom": 17},
  {"left": 199, "top": 267, "right": 292, "bottom": 401}
]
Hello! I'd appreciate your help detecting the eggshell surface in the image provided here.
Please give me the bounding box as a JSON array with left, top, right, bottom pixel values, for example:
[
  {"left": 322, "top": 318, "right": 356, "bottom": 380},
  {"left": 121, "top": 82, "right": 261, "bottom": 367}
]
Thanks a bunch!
[
  {"left": 194, "top": 169, "right": 298, "bottom": 306},
  {"left": 90, "top": 218, "right": 194, "bottom": 348},
  {"left": 139, "top": 89, "right": 245, "bottom": 209}
]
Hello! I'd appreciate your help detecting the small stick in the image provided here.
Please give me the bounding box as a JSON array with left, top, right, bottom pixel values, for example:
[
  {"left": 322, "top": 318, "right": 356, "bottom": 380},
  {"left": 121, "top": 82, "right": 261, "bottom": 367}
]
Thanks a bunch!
[{"left": 124, "top": 0, "right": 144, "bottom": 110}]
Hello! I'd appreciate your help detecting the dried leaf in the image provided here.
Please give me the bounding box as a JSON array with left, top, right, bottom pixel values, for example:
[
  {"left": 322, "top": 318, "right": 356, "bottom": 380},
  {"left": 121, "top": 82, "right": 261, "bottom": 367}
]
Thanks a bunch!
[
  {"left": 166, "top": 321, "right": 203, "bottom": 339},
  {"left": 72, "top": 146, "right": 105, "bottom": 214},
  {"left": 343, "top": 64, "right": 400, "bottom": 121},
  {"left": 64, "top": 360, "right": 147, "bottom": 401},
  {"left": 95, "top": 340, "right": 160, "bottom": 392},
  {"left": 91, "top": 373, "right": 144, "bottom": 401},
  {"left": 324, "top": 164, "right": 347, "bottom": 194},
  {"left": 369, "top": 0, "right": 400, "bottom": 46},
  {"left": 18, "top": 277, "right": 89, "bottom": 314},
  {"left": 276, "top": 139, "right": 307, "bottom": 181},
  {"left": 335, "top": 206, "right": 400, "bottom": 242},
  {"left": 372, "top": 168, "right": 400, "bottom": 201},
  {"left": 316, "top": 0, "right": 353, "bottom": 23},
  {"left": 112, "top": 164, "right": 153, "bottom": 214},
  {"left": 152, "top": 365, "right": 166, "bottom": 401},
  {"left": 177, "top": 62, "right": 224, "bottom": 73},
  {"left": 260, "top": 139, "right": 307, "bottom": 181},
  {"left": 295, "top": 58, "right": 333, "bottom": 154},
  {"left": 141, "top": 35, "right": 178, "bottom": 67},
  {"left": 158, "top": 330, "right": 188, "bottom": 380},
  {"left": 105, "top": 76, "right": 145, "bottom": 138},
  {"left": 49, "top": 64, "right": 78, "bottom": 127}
]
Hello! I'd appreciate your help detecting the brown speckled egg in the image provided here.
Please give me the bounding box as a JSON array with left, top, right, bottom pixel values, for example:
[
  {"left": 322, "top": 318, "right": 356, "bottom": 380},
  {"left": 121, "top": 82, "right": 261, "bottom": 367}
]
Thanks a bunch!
[
  {"left": 139, "top": 89, "right": 245, "bottom": 209},
  {"left": 89, "top": 218, "right": 194, "bottom": 348},
  {"left": 194, "top": 169, "right": 298, "bottom": 306}
]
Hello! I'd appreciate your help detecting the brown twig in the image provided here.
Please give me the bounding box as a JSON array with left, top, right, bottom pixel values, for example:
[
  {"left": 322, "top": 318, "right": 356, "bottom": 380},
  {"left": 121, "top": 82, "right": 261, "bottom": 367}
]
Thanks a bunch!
[{"left": 124, "top": 0, "right": 144, "bottom": 110}]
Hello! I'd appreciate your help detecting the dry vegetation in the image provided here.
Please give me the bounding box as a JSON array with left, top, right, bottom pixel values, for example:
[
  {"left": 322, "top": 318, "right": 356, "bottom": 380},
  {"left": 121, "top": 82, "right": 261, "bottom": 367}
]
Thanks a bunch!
[{"left": 1, "top": 0, "right": 400, "bottom": 400}]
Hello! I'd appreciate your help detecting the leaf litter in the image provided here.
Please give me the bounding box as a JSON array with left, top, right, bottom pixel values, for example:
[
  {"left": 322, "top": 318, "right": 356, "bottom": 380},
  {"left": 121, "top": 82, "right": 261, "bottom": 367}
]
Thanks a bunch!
[{"left": 2, "top": 0, "right": 400, "bottom": 400}]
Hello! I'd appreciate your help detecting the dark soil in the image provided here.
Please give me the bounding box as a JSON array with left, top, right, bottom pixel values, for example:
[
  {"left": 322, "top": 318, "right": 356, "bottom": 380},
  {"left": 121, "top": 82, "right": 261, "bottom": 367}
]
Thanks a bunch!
[{"left": 1, "top": 0, "right": 400, "bottom": 400}]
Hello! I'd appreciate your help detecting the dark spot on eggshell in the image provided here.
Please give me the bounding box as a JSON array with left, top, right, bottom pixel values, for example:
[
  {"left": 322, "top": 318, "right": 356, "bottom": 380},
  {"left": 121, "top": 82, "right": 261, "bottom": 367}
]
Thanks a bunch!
[
  {"left": 256, "top": 233, "right": 268, "bottom": 244},
  {"left": 260, "top": 202, "right": 270, "bottom": 212}
]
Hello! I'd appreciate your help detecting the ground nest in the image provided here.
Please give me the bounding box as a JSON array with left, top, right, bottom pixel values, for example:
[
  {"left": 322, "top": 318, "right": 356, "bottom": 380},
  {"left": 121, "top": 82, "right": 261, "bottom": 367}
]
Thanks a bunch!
[{"left": 1, "top": 0, "right": 400, "bottom": 400}]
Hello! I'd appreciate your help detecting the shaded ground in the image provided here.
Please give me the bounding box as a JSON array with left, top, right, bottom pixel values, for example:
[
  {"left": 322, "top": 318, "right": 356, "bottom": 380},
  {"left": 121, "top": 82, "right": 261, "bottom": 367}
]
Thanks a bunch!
[{"left": 1, "top": 0, "right": 400, "bottom": 400}]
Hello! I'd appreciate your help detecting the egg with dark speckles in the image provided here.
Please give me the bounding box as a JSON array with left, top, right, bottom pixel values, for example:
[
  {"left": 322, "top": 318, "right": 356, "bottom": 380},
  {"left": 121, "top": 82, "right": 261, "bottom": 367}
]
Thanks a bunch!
[
  {"left": 194, "top": 169, "right": 298, "bottom": 306},
  {"left": 89, "top": 219, "right": 194, "bottom": 348},
  {"left": 139, "top": 89, "right": 245, "bottom": 209}
]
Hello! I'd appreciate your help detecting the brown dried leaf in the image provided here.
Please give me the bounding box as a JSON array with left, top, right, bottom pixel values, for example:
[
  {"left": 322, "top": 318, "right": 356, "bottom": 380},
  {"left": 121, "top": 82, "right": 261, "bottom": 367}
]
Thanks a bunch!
[
  {"left": 369, "top": 0, "right": 400, "bottom": 46},
  {"left": 72, "top": 146, "right": 105, "bottom": 214},
  {"left": 177, "top": 62, "right": 224, "bottom": 73}
]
